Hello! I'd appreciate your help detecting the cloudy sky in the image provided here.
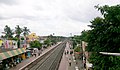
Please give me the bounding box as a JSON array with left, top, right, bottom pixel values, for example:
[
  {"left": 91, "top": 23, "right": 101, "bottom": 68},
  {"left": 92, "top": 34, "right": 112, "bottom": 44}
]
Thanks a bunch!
[{"left": 0, "top": 0, "right": 119, "bottom": 36}]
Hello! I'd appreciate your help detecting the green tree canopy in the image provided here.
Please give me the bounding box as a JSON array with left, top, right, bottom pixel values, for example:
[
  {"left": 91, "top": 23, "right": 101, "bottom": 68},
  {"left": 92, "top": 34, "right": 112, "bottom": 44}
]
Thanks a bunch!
[
  {"left": 44, "top": 39, "right": 51, "bottom": 46},
  {"left": 87, "top": 5, "right": 120, "bottom": 52},
  {"left": 15, "top": 25, "right": 23, "bottom": 38},
  {"left": 15, "top": 25, "right": 23, "bottom": 48},
  {"left": 80, "top": 30, "right": 89, "bottom": 42},
  {"left": 23, "top": 27, "right": 30, "bottom": 37},
  {"left": 30, "top": 40, "right": 42, "bottom": 48},
  {"left": 4, "top": 25, "right": 14, "bottom": 39},
  {"left": 87, "top": 5, "right": 120, "bottom": 70},
  {"left": 74, "top": 46, "right": 82, "bottom": 52}
]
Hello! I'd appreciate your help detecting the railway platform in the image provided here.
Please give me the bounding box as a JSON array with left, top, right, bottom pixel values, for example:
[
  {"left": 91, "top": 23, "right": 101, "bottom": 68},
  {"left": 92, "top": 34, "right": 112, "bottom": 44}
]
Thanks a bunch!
[
  {"left": 10, "top": 42, "right": 61, "bottom": 70},
  {"left": 58, "top": 42, "right": 84, "bottom": 70}
]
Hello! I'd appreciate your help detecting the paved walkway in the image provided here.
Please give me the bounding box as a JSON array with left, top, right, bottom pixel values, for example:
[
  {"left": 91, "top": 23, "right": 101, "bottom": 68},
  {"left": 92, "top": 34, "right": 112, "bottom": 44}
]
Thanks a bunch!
[
  {"left": 59, "top": 42, "right": 84, "bottom": 70},
  {"left": 58, "top": 53, "right": 68, "bottom": 70},
  {"left": 10, "top": 42, "right": 61, "bottom": 70}
]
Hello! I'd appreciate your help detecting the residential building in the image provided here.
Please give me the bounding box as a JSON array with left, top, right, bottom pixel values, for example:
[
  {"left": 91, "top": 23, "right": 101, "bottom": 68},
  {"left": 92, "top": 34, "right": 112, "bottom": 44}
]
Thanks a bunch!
[
  {"left": 26, "top": 33, "right": 39, "bottom": 43},
  {"left": 82, "top": 41, "right": 93, "bottom": 70},
  {"left": 39, "top": 36, "right": 48, "bottom": 44}
]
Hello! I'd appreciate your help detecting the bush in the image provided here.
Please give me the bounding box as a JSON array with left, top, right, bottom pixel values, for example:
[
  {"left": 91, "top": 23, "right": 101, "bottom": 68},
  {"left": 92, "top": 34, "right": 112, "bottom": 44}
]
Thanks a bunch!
[
  {"left": 30, "top": 40, "right": 42, "bottom": 48},
  {"left": 21, "top": 37, "right": 24, "bottom": 40}
]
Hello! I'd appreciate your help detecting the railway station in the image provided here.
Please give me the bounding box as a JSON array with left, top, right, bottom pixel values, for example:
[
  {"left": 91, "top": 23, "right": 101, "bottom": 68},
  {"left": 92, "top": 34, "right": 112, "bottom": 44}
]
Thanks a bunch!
[{"left": 0, "top": 0, "right": 119, "bottom": 70}]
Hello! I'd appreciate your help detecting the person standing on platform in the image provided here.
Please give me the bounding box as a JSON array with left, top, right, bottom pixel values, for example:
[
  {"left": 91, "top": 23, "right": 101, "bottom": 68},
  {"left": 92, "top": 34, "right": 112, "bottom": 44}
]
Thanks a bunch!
[
  {"left": 69, "top": 58, "right": 72, "bottom": 66},
  {"left": 33, "top": 49, "right": 37, "bottom": 57}
]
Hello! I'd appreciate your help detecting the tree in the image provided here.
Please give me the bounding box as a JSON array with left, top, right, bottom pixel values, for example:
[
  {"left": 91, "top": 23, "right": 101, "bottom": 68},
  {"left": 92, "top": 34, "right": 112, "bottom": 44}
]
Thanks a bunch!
[
  {"left": 15, "top": 25, "right": 23, "bottom": 38},
  {"left": 87, "top": 5, "right": 120, "bottom": 70},
  {"left": 87, "top": 5, "right": 120, "bottom": 52},
  {"left": 15, "top": 25, "right": 23, "bottom": 48},
  {"left": 73, "top": 35, "right": 81, "bottom": 43},
  {"left": 4, "top": 25, "right": 14, "bottom": 39},
  {"left": 80, "top": 30, "right": 89, "bottom": 42},
  {"left": 72, "top": 34, "right": 89, "bottom": 49},
  {"left": 44, "top": 39, "right": 51, "bottom": 46},
  {"left": 74, "top": 46, "right": 81, "bottom": 52},
  {"left": 47, "top": 35, "right": 58, "bottom": 45},
  {"left": 23, "top": 27, "right": 30, "bottom": 44},
  {"left": 72, "top": 37, "right": 77, "bottom": 49},
  {"left": 30, "top": 40, "right": 42, "bottom": 48},
  {"left": 72, "top": 35, "right": 81, "bottom": 49},
  {"left": 23, "top": 27, "right": 30, "bottom": 37}
]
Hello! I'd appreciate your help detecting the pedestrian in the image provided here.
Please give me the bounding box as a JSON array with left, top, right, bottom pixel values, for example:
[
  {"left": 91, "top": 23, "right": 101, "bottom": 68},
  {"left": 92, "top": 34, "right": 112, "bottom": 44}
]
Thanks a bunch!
[
  {"left": 69, "top": 58, "right": 71, "bottom": 66},
  {"left": 33, "top": 49, "right": 37, "bottom": 57},
  {"left": 70, "top": 50, "right": 73, "bottom": 55},
  {"left": 67, "top": 50, "right": 69, "bottom": 54},
  {"left": 38, "top": 50, "right": 42, "bottom": 56},
  {"left": 38, "top": 51, "right": 40, "bottom": 56},
  {"left": 76, "top": 61, "right": 78, "bottom": 64},
  {"left": 83, "top": 60, "right": 86, "bottom": 68},
  {"left": 64, "top": 50, "right": 66, "bottom": 55},
  {"left": 34, "top": 53, "right": 36, "bottom": 57}
]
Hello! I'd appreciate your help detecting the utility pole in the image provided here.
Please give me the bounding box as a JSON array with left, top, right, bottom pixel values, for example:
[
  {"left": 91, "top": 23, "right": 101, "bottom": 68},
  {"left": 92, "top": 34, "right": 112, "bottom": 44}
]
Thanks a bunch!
[{"left": 70, "top": 33, "right": 72, "bottom": 37}]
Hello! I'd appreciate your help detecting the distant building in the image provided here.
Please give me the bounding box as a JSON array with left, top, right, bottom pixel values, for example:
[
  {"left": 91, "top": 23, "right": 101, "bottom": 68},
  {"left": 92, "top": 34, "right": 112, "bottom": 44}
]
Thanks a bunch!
[
  {"left": 26, "top": 33, "right": 39, "bottom": 43},
  {"left": 39, "top": 36, "right": 48, "bottom": 44},
  {"left": 3, "top": 40, "right": 17, "bottom": 49}
]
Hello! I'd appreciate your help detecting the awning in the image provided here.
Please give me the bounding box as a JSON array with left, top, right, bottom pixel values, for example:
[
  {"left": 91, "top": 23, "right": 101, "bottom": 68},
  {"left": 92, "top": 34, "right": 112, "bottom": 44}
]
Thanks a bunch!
[
  {"left": 0, "top": 48, "right": 26, "bottom": 61},
  {"left": 100, "top": 52, "right": 120, "bottom": 56}
]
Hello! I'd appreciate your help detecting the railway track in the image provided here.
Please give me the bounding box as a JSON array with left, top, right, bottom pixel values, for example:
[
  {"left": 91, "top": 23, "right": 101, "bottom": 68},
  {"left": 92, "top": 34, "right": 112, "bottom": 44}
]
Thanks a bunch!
[{"left": 20, "top": 41, "right": 67, "bottom": 70}]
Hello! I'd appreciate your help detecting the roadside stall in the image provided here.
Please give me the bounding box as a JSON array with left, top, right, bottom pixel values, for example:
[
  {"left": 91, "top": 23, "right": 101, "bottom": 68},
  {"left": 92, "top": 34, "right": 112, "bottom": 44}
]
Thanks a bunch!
[
  {"left": 0, "top": 48, "right": 26, "bottom": 69},
  {"left": 21, "top": 53, "right": 26, "bottom": 59},
  {"left": 26, "top": 50, "right": 31, "bottom": 58}
]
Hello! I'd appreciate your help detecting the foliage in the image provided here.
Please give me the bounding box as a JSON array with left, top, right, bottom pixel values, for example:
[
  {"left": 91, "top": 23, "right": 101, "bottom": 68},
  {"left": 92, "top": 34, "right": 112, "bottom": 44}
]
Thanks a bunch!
[
  {"left": 73, "top": 30, "right": 89, "bottom": 49},
  {"left": 74, "top": 46, "right": 82, "bottom": 52},
  {"left": 46, "top": 35, "right": 61, "bottom": 46},
  {"left": 80, "top": 30, "right": 89, "bottom": 42},
  {"left": 17, "top": 39, "right": 20, "bottom": 48},
  {"left": 87, "top": 5, "right": 120, "bottom": 70},
  {"left": 74, "top": 35, "right": 81, "bottom": 43},
  {"left": 89, "top": 52, "right": 120, "bottom": 70},
  {"left": 72, "top": 31, "right": 89, "bottom": 45},
  {"left": 72, "top": 38, "right": 77, "bottom": 49},
  {"left": 21, "top": 37, "right": 24, "bottom": 40},
  {"left": 15, "top": 25, "right": 23, "bottom": 48},
  {"left": 23, "top": 27, "right": 30, "bottom": 37},
  {"left": 2, "top": 25, "right": 31, "bottom": 48},
  {"left": 72, "top": 35, "right": 81, "bottom": 49},
  {"left": 87, "top": 5, "right": 120, "bottom": 52},
  {"left": 12, "top": 37, "right": 18, "bottom": 41},
  {"left": 4, "top": 25, "right": 14, "bottom": 39},
  {"left": 15, "top": 25, "right": 23, "bottom": 38},
  {"left": 1, "top": 35, "right": 5, "bottom": 39},
  {"left": 30, "top": 40, "right": 42, "bottom": 48},
  {"left": 51, "top": 39, "right": 57, "bottom": 45},
  {"left": 44, "top": 39, "right": 51, "bottom": 46}
]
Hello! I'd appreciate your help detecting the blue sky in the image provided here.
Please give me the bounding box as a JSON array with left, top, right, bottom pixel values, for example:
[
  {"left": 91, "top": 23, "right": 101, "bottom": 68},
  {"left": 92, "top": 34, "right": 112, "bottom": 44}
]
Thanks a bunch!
[{"left": 0, "top": 0, "right": 119, "bottom": 36}]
